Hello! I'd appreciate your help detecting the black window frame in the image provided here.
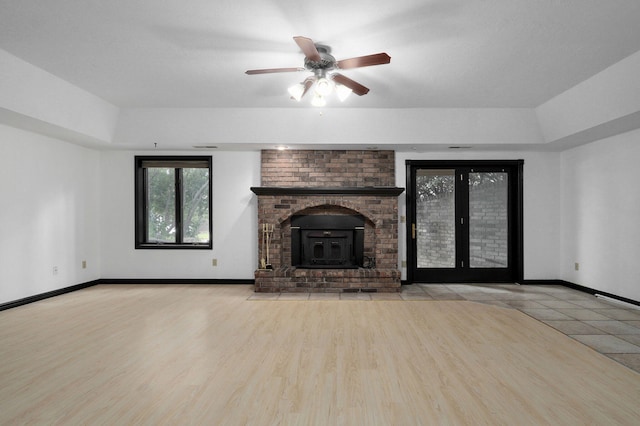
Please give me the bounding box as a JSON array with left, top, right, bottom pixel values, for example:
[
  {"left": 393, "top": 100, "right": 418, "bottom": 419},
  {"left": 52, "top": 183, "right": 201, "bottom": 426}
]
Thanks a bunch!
[{"left": 135, "top": 155, "right": 213, "bottom": 249}]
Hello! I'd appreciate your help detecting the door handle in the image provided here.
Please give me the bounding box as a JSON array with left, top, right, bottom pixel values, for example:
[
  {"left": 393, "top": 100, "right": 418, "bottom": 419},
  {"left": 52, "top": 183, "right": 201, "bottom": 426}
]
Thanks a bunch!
[{"left": 412, "top": 223, "right": 416, "bottom": 239}]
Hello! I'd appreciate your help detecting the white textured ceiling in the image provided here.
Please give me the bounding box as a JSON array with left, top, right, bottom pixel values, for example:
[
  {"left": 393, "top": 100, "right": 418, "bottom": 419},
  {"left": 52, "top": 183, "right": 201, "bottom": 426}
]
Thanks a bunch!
[{"left": 1, "top": 0, "right": 640, "bottom": 109}]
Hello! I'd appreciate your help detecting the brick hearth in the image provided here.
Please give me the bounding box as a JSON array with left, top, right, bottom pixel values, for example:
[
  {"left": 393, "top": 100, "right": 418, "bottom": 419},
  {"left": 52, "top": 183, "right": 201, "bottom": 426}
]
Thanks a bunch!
[{"left": 251, "top": 150, "right": 404, "bottom": 292}]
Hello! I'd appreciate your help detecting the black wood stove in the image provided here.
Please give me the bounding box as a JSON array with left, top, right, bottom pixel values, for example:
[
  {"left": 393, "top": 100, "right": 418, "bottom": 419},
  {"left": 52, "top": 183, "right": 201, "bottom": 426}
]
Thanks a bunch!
[{"left": 291, "top": 215, "right": 365, "bottom": 268}]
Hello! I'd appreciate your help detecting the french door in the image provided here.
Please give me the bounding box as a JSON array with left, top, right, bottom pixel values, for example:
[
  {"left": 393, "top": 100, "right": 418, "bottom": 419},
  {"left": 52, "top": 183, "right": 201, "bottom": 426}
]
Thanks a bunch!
[{"left": 406, "top": 160, "right": 523, "bottom": 283}]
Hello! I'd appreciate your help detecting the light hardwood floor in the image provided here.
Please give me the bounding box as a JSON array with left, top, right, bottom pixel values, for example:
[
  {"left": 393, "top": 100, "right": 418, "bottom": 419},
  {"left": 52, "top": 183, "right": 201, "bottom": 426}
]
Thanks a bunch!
[{"left": 1, "top": 284, "right": 639, "bottom": 425}]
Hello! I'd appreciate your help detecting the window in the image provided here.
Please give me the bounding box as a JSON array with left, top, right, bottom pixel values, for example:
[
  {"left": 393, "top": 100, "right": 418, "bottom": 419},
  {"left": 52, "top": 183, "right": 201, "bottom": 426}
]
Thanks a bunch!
[{"left": 135, "top": 156, "right": 212, "bottom": 249}]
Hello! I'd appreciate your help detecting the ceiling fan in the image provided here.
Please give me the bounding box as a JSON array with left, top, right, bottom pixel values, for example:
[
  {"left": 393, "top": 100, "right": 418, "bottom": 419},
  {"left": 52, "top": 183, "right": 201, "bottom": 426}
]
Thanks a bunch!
[{"left": 245, "top": 36, "right": 391, "bottom": 106}]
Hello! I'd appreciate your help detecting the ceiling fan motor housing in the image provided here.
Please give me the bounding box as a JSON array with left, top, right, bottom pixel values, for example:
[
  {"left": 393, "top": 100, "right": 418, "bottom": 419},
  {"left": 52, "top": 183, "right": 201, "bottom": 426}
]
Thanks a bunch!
[{"left": 305, "top": 45, "right": 336, "bottom": 76}]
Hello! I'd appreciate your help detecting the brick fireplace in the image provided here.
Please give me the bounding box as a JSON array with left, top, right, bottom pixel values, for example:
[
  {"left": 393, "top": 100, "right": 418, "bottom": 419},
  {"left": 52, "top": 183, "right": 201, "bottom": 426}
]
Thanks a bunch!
[{"left": 251, "top": 150, "right": 404, "bottom": 292}]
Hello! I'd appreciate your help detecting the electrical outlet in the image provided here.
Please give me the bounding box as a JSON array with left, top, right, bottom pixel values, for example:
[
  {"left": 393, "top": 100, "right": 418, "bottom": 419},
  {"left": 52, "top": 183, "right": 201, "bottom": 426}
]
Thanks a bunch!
[
  {"left": 401, "top": 260, "right": 407, "bottom": 268},
  {"left": 212, "top": 259, "right": 218, "bottom": 267},
  {"left": 82, "top": 260, "right": 87, "bottom": 269},
  {"left": 400, "top": 215, "right": 406, "bottom": 223},
  {"left": 575, "top": 262, "right": 579, "bottom": 271}
]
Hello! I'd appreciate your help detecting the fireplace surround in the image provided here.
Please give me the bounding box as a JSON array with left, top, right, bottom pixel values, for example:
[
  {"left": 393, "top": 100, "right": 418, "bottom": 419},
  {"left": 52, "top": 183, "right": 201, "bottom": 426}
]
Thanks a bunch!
[{"left": 251, "top": 150, "right": 404, "bottom": 292}]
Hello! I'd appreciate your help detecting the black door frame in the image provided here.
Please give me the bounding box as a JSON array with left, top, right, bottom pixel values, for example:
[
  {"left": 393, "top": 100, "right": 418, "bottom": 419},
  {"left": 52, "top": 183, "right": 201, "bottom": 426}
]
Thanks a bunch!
[{"left": 405, "top": 160, "right": 524, "bottom": 284}]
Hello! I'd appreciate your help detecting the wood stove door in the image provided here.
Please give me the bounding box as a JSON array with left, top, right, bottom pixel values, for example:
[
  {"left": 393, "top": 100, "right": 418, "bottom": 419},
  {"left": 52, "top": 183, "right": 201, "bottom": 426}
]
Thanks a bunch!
[{"left": 301, "top": 231, "right": 354, "bottom": 267}]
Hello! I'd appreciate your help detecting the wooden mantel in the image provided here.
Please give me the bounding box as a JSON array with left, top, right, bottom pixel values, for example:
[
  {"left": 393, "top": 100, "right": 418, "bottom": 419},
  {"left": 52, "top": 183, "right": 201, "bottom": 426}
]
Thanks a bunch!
[{"left": 250, "top": 187, "right": 405, "bottom": 196}]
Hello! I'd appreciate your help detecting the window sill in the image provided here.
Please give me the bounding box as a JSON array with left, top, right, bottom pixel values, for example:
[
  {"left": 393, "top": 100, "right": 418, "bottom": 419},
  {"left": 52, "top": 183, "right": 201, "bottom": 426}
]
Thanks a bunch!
[{"left": 135, "top": 243, "right": 212, "bottom": 250}]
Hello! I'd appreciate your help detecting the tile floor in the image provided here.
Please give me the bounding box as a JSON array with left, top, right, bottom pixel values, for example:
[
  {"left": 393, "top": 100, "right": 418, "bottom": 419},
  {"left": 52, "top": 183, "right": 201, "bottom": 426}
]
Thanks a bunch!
[{"left": 248, "top": 284, "right": 640, "bottom": 373}]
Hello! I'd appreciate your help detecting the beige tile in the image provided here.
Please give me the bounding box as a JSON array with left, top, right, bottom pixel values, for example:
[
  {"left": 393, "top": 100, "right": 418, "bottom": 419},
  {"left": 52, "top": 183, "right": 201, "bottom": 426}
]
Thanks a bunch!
[
  {"left": 505, "top": 300, "right": 547, "bottom": 309},
  {"left": 401, "top": 284, "right": 427, "bottom": 294},
  {"left": 459, "top": 292, "right": 499, "bottom": 301},
  {"left": 445, "top": 284, "right": 485, "bottom": 293},
  {"left": 422, "top": 290, "right": 457, "bottom": 298},
  {"left": 567, "top": 299, "right": 618, "bottom": 309},
  {"left": 542, "top": 320, "right": 606, "bottom": 335},
  {"left": 417, "top": 284, "right": 450, "bottom": 293},
  {"left": 555, "top": 309, "right": 612, "bottom": 321},
  {"left": 521, "top": 309, "right": 573, "bottom": 321},
  {"left": 472, "top": 300, "right": 512, "bottom": 309},
  {"left": 585, "top": 320, "right": 640, "bottom": 335},
  {"left": 430, "top": 294, "right": 465, "bottom": 301},
  {"left": 570, "top": 335, "right": 640, "bottom": 354},
  {"left": 617, "top": 334, "right": 640, "bottom": 346},
  {"left": 536, "top": 300, "right": 582, "bottom": 309},
  {"left": 606, "top": 354, "right": 640, "bottom": 373},
  {"left": 516, "top": 293, "right": 565, "bottom": 301},
  {"left": 594, "top": 309, "right": 640, "bottom": 321}
]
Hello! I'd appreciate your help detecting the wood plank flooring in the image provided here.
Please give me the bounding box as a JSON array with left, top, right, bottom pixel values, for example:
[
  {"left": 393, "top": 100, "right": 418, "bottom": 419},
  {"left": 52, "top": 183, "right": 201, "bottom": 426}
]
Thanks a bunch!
[{"left": 1, "top": 284, "right": 639, "bottom": 425}]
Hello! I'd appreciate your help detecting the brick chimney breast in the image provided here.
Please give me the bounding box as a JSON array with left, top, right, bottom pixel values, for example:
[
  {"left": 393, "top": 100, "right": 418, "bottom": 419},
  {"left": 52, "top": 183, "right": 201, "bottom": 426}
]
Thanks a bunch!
[{"left": 252, "top": 150, "right": 404, "bottom": 292}]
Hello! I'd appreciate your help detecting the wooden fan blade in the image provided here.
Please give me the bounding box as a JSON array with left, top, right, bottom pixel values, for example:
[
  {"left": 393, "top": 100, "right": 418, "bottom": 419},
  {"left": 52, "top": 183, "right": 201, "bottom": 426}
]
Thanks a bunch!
[
  {"left": 245, "top": 67, "right": 305, "bottom": 75},
  {"left": 337, "top": 53, "right": 391, "bottom": 70},
  {"left": 331, "top": 73, "right": 370, "bottom": 96},
  {"left": 293, "top": 36, "right": 321, "bottom": 62}
]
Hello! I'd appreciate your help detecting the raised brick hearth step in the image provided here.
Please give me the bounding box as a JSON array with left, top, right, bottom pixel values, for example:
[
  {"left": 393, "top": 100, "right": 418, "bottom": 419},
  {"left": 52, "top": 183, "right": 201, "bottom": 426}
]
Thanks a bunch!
[{"left": 254, "top": 267, "right": 402, "bottom": 293}]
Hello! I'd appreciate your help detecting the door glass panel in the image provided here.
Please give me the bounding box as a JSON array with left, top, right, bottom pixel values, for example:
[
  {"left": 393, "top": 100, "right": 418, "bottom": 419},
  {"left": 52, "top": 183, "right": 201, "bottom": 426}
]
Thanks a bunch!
[
  {"left": 416, "top": 169, "right": 456, "bottom": 268},
  {"left": 469, "top": 172, "right": 508, "bottom": 268}
]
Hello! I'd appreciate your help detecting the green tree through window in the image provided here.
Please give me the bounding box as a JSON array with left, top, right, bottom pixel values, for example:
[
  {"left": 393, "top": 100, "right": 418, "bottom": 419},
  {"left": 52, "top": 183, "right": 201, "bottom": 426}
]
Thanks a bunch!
[{"left": 135, "top": 156, "right": 212, "bottom": 249}]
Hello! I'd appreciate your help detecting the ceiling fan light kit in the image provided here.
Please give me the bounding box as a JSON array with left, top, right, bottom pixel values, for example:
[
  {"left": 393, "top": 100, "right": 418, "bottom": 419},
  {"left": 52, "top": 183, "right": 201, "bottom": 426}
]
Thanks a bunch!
[
  {"left": 246, "top": 36, "right": 390, "bottom": 106},
  {"left": 311, "top": 92, "right": 327, "bottom": 107},
  {"left": 335, "top": 83, "right": 353, "bottom": 102},
  {"left": 315, "top": 77, "right": 332, "bottom": 97}
]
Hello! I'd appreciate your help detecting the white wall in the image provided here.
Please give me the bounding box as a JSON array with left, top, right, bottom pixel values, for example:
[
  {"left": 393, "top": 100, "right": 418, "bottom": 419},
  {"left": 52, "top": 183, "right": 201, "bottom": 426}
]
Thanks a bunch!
[
  {"left": 561, "top": 128, "right": 640, "bottom": 301},
  {"left": 100, "top": 150, "right": 260, "bottom": 280},
  {"left": 395, "top": 150, "right": 562, "bottom": 281},
  {"left": 0, "top": 125, "right": 101, "bottom": 304}
]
